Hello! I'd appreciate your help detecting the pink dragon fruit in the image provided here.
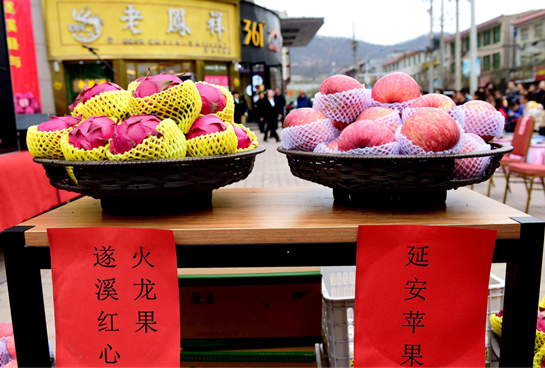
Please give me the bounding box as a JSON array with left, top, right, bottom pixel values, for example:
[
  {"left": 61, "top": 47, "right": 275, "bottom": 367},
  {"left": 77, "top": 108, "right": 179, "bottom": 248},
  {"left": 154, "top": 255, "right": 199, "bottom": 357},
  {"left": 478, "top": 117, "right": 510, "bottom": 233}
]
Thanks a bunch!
[
  {"left": 196, "top": 83, "right": 227, "bottom": 115},
  {"left": 69, "top": 82, "right": 123, "bottom": 112},
  {"left": 232, "top": 124, "right": 252, "bottom": 149},
  {"left": 186, "top": 115, "right": 227, "bottom": 140},
  {"left": 68, "top": 116, "right": 116, "bottom": 150},
  {"left": 133, "top": 73, "right": 182, "bottom": 98},
  {"left": 110, "top": 115, "right": 163, "bottom": 154},
  {"left": 496, "top": 309, "right": 503, "bottom": 318},
  {"left": 538, "top": 311, "right": 545, "bottom": 333},
  {"left": 37, "top": 115, "right": 82, "bottom": 132}
]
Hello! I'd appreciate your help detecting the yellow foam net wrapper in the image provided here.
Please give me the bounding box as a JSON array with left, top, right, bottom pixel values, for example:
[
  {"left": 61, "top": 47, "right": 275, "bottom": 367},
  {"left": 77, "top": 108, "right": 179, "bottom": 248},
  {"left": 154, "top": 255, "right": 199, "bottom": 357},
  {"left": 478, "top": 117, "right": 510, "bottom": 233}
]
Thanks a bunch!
[
  {"left": 535, "top": 345, "right": 545, "bottom": 368},
  {"left": 27, "top": 125, "right": 71, "bottom": 160},
  {"left": 106, "top": 118, "right": 187, "bottom": 161},
  {"left": 186, "top": 123, "right": 238, "bottom": 157},
  {"left": 231, "top": 123, "right": 259, "bottom": 153},
  {"left": 60, "top": 133, "right": 110, "bottom": 161},
  {"left": 65, "top": 166, "right": 78, "bottom": 185},
  {"left": 71, "top": 90, "right": 131, "bottom": 121},
  {"left": 199, "top": 82, "right": 235, "bottom": 124},
  {"left": 489, "top": 314, "right": 502, "bottom": 337},
  {"left": 129, "top": 80, "right": 202, "bottom": 134},
  {"left": 127, "top": 81, "right": 141, "bottom": 93},
  {"left": 537, "top": 331, "right": 545, "bottom": 353}
]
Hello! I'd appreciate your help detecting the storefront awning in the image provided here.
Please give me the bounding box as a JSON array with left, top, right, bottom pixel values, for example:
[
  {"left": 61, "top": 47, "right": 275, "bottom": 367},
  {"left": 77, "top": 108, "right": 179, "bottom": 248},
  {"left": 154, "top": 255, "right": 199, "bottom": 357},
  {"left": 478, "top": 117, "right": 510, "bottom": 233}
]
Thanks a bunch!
[{"left": 280, "top": 17, "right": 323, "bottom": 47}]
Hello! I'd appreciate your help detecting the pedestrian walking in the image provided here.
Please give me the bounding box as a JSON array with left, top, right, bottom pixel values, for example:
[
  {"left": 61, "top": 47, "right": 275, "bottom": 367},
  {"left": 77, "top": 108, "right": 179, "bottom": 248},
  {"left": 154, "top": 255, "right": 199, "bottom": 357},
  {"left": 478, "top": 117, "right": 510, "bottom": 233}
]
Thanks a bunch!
[
  {"left": 297, "top": 89, "right": 312, "bottom": 108},
  {"left": 261, "top": 89, "right": 280, "bottom": 142},
  {"left": 232, "top": 91, "right": 249, "bottom": 125},
  {"left": 255, "top": 92, "right": 266, "bottom": 133},
  {"left": 274, "top": 87, "right": 286, "bottom": 126}
]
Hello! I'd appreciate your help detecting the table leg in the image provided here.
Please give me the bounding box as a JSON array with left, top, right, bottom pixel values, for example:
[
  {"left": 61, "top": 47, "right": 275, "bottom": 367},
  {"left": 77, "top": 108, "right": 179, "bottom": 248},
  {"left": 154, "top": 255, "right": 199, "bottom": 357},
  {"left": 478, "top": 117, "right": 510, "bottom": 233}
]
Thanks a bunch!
[
  {"left": 1, "top": 226, "right": 51, "bottom": 367},
  {"left": 499, "top": 217, "right": 545, "bottom": 367}
]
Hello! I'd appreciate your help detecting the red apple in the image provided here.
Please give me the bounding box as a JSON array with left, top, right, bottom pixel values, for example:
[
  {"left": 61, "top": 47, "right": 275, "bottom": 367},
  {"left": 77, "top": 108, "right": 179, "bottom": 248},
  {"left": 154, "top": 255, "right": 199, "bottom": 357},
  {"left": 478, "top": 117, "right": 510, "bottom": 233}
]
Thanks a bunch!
[
  {"left": 400, "top": 108, "right": 460, "bottom": 152},
  {"left": 338, "top": 120, "right": 395, "bottom": 152},
  {"left": 4, "top": 359, "right": 17, "bottom": 368},
  {"left": 320, "top": 75, "right": 362, "bottom": 95},
  {"left": 283, "top": 108, "right": 326, "bottom": 129},
  {"left": 0, "top": 323, "right": 13, "bottom": 338},
  {"left": 454, "top": 133, "right": 489, "bottom": 179},
  {"left": 356, "top": 107, "right": 395, "bottom": 121},
  {"left": 410, "top": 93, "right": 456, "bottom": 109},
  {"left": 371, "top": 72, "right": 420, "bottom": 103},
  {"left": 327, "top": 140, "right": 339, "bottom": 151},
  {"left": 332, "top": 120, "right": 349, "bottom": 131},
  {"left": 461, "top": 100, "right": 501, "bottom": 142},
  {"left": 7, "top": 337, "right": 15, "bottom": 359}
]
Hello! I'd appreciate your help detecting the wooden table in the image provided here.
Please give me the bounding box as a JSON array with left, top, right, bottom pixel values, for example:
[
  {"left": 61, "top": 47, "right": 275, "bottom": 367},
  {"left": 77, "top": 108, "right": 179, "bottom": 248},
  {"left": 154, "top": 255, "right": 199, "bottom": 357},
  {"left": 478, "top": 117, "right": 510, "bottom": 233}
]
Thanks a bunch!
[{"left": 2, "top": 187, "right": 544, "bottom": 367}]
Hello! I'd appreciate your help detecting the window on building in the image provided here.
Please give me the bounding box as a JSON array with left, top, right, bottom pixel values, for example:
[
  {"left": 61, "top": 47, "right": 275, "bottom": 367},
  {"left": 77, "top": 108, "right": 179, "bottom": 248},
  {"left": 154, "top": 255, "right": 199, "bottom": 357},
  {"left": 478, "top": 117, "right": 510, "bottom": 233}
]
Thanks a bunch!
[
  {"left": 418, "top": 54, "right": 421, "bottom": 63},
  {"left": 477, "top": 33, "right": 481, "bottom": 48},
  {"left": 483, "top": 55, "right": 490, "bottom": 71},
  {"left": 536, "top": 24, "right": 543, "bottom": 40},
  {"left": 483, "top": 30, "right": 491, "bottom": 46},
  {"left": 450, "top": 42, "right": 455, "bottom": 57},
  {"left": 408, "top": 57, "right": 411, "bottom": 66},
  {"left": 462, "top": 37, "right": 470, "bottom": 53},
  {"left": 493, "top": 53, "right": 500, "bottom": 70},
  {"left": 521, "top": 28, "right": 529, "bottom": 41},
  {"left": 493, "top": 26, "right": 501, "bottom": 43}
]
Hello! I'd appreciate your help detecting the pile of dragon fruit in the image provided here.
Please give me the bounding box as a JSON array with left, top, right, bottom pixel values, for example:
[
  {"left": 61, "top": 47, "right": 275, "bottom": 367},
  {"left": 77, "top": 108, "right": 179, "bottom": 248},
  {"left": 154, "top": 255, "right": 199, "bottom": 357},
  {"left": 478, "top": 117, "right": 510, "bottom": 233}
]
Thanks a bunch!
[
  {"left": 14, "top": 92, "right": 41, "bottom": 115},
  {"left": 27, "top": 73, "right": 257, "bottom": 162},
  {"left": 281, "top": 72, "right": 505, "bottom": 180}
]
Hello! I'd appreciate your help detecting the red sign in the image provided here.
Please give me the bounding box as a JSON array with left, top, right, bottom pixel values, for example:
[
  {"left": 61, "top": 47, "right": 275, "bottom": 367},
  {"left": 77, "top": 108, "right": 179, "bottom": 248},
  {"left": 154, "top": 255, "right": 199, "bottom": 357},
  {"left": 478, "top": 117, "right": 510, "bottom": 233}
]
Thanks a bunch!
[
  {"left": 204, "top": 75, "right": 229, "bottom": 87},
  {"left": 3, "top": 0, "right": 41, "bottom": 114},
  {"left": 48, "top": 227, "right": 180, "bottom": 366},
  {"left": 535, "top": 64, "right": 545, "bottom": 81},
  {"left": 354, "top": 225, "right": 496, "bottom": 367}
]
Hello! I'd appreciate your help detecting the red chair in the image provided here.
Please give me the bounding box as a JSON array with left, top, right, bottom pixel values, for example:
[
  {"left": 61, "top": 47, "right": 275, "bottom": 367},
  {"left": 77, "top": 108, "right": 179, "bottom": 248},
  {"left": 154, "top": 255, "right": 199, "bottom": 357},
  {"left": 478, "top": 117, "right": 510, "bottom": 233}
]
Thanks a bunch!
[
  {"left": 487, "top": 116, "right": 534, "bottom": 197},
  {"left": 504, "top": 162, "right": 545, "bottom": 213}
]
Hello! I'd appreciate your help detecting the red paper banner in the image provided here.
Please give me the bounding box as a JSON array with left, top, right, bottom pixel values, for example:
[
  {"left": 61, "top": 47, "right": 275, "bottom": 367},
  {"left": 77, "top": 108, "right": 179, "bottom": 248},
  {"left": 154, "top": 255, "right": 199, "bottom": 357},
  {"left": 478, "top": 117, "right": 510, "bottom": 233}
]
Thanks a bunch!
[
  {"left": 3, "top": 0, "right": 42, "bottom": 114},
  {"left": 48, "top": 227, "right": 180, "bottom": 367},
  {"left": 354, "top": 225, "right": 496, "bottom": 367}
]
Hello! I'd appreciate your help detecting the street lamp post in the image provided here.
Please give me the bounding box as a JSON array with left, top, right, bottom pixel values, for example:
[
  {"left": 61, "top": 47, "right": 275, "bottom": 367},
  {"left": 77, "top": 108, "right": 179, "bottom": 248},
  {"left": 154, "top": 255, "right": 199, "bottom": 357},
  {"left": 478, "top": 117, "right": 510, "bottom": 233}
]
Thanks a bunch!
[{"left": 365, "top": 47, "right": 384, "bottom": 86}]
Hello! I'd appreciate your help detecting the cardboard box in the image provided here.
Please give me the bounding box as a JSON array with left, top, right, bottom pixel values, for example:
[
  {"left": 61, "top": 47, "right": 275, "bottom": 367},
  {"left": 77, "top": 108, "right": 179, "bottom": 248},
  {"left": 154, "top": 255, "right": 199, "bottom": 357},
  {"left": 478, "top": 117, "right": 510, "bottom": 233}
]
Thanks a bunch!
[
  {"left": 180, "top": 345, "right": 318, "bottom": 367},
  {"left": 179, "top": 268, "right": 322, "bottom": 348}
]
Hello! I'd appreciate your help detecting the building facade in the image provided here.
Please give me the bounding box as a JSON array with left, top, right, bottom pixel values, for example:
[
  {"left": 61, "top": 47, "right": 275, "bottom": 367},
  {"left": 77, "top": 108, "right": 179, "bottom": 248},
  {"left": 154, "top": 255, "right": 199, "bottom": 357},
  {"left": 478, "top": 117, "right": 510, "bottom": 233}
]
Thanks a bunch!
[
  {"left": 513, "top": 10, "right": 545, "bottom": 83},
  {"left": 42, "top": 0, "right": 241, "bottom": 115}
]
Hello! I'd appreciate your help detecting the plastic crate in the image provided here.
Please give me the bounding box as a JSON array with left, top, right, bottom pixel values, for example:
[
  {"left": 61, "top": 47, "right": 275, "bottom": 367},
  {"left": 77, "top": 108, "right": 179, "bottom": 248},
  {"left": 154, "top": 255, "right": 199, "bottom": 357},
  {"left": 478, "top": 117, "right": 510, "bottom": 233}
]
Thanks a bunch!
[{"left": 321, "top": 266, "right": 505, "bottom": 367}]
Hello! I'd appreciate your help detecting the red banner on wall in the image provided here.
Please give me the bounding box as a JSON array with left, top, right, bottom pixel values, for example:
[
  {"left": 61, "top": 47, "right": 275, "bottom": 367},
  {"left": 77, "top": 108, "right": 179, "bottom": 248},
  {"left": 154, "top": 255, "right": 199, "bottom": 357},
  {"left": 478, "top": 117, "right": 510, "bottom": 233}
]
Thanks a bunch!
[{"left": 3, "top": 0, "right": 41, "bottom": 114}]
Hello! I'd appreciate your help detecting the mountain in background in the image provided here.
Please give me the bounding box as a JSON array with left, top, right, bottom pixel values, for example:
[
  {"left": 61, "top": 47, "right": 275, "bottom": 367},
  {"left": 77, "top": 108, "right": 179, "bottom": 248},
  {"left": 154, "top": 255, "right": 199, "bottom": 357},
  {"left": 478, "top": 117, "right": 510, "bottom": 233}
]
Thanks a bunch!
[{"left": 289, "top": 34, "right": 440, "bottom": 80}]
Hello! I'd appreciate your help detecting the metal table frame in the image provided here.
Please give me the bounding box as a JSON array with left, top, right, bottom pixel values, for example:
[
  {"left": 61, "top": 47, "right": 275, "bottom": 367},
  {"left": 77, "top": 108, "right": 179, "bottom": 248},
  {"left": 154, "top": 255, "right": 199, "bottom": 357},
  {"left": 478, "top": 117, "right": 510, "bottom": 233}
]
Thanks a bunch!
[{"left": 2, "top": 216, "right": 544, "bottom": 367}]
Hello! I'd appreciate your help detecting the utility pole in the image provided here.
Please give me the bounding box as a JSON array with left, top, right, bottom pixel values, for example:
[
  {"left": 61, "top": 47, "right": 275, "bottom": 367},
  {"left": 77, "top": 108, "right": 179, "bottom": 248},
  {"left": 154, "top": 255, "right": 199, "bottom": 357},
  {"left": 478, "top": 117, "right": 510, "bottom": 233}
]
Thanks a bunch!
[
  {"left": 440, "top": 0, "right": 444, "bottom": 89},
  {"left": 470, "top": 0, "right": 478, "bottom": 95},
  {"left": 455, "top": 0, "right": 461, "bottom": 91},
  {"left": 352, "top": 22, "right": 359, "bottom": 82},
  {"left": 428, "top": 0, "right": 434, "bottom": 93}
]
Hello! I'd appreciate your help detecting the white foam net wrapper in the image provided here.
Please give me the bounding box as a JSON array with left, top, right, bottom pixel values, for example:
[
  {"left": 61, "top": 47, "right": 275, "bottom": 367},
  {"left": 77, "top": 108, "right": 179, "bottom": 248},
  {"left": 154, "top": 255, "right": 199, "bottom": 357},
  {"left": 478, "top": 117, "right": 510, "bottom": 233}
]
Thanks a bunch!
[
  {"left": 339, "top": 141, "right": 400, "bottom": 156},
  {"left": 281, "top": 119, "right": 341, "bottom": 152},
  {"left": 313, "top": 140, "right": 339, "bottom": 154},
  {"left": 313, "top": 87, "right": 370, "bottom": 123},
  {"left": 402, "top": 106, "right": 466, "bottom": 128},
  {"left": 395, "top": 125, "right": 466, "bottom": 155},
  {"left": 462, "top": 106, "right": 504, "bottom": 140},
  {"left": 370, "top": 95, "right": 419, "bottom": 111},
  {"left": 0, "top": 337, "right": 11, "bottom": 366},
  {"left": 453, "top": 133, "right": 492, "bottom": 179},
  {"left": 374, "top": 109, "right": 402, "bottom": 134}
]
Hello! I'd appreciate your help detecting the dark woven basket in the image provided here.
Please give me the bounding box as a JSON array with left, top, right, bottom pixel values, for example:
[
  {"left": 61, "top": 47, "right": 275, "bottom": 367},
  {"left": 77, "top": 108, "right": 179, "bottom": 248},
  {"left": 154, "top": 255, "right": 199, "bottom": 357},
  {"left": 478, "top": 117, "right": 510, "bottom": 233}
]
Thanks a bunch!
[
  {"left": 278, "top": 143, "right": 513, "bottom": 207},
  {"left": 34, "top": 146, "right": 265, "bottom": 213}
]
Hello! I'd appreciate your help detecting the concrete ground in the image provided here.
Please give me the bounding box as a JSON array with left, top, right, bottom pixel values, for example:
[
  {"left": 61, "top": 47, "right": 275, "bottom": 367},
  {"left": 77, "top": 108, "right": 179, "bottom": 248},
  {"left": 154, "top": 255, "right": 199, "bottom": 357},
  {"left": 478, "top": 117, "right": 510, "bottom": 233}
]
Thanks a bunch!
[{"left": 1, "top": 124, "right": 544, "bottom": 360}]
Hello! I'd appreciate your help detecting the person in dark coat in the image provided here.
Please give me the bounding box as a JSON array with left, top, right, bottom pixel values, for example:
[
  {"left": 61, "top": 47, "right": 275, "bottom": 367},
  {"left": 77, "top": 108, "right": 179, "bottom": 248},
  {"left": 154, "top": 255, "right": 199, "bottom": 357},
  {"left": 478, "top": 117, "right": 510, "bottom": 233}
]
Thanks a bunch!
[
  {"left": 232, "top": 91, "right": 248, "bottom": 125},
  {"left": 297, "top": 89, "right": 312, "bottom": 108},
  {"left": 274, "top": 87, "right": 286, "bottom": 125},
  {"left": 260, "top": 89, "right": 280, "bottom": 142},
  {"left": 254, "top": 92, "right": 266, "bottom": 133}
]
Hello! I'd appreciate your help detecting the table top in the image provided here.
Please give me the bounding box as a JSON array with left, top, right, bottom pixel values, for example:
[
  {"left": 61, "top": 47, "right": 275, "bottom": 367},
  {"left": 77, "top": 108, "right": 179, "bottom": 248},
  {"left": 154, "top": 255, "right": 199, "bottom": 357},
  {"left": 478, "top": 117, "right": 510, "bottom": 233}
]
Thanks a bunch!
[{"left": 19, "top": 187, "right": 530, "bottom": 246}]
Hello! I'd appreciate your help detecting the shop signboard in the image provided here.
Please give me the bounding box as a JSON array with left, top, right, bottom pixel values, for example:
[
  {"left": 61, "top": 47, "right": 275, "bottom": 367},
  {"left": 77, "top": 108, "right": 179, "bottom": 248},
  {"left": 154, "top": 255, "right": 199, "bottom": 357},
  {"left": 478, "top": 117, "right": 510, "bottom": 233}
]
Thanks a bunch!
[
  {"left": 239, "top": 2, "right": 282, "bottom": 65},
  {"left": 43, "top": 0, "right": 240, "bottom": 60},
  {"left": 535, "top": 64, "right": 545, "bottom": 81},
  {"left": 4, "top": 0, "right": 42, "bottom": 114}
]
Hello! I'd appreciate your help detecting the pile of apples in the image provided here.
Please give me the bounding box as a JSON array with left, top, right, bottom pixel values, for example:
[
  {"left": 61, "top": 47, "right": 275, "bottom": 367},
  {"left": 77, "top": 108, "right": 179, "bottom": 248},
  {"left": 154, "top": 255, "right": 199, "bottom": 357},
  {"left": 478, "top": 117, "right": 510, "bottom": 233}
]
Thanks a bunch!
[{"left": 281, "top": 72, "right": 504, "bottom": 179}]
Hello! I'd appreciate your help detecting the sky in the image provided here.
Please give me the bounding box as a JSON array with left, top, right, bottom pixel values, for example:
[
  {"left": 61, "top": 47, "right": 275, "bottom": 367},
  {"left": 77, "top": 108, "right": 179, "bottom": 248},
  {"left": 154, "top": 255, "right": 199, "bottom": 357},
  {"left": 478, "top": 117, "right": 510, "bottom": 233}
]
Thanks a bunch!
[{"left": 254, "top": 0, "right": 544, "bottom": 45}]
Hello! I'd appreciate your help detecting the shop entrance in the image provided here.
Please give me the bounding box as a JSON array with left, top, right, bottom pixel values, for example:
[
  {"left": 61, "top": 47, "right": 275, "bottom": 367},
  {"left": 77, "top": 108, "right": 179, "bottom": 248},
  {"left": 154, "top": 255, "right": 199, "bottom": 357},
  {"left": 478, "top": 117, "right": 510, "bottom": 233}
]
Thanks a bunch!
[{"left": 64, "top": 61, "right": 115, "bottom": 109}]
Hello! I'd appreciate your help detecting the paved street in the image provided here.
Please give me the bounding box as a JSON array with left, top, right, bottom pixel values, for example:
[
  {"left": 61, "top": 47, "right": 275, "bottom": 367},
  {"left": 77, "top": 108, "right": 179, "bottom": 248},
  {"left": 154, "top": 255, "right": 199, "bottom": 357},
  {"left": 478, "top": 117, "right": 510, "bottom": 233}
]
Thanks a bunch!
[{"left": 1, "top": 124, "right": 545, "bottom": 356}]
